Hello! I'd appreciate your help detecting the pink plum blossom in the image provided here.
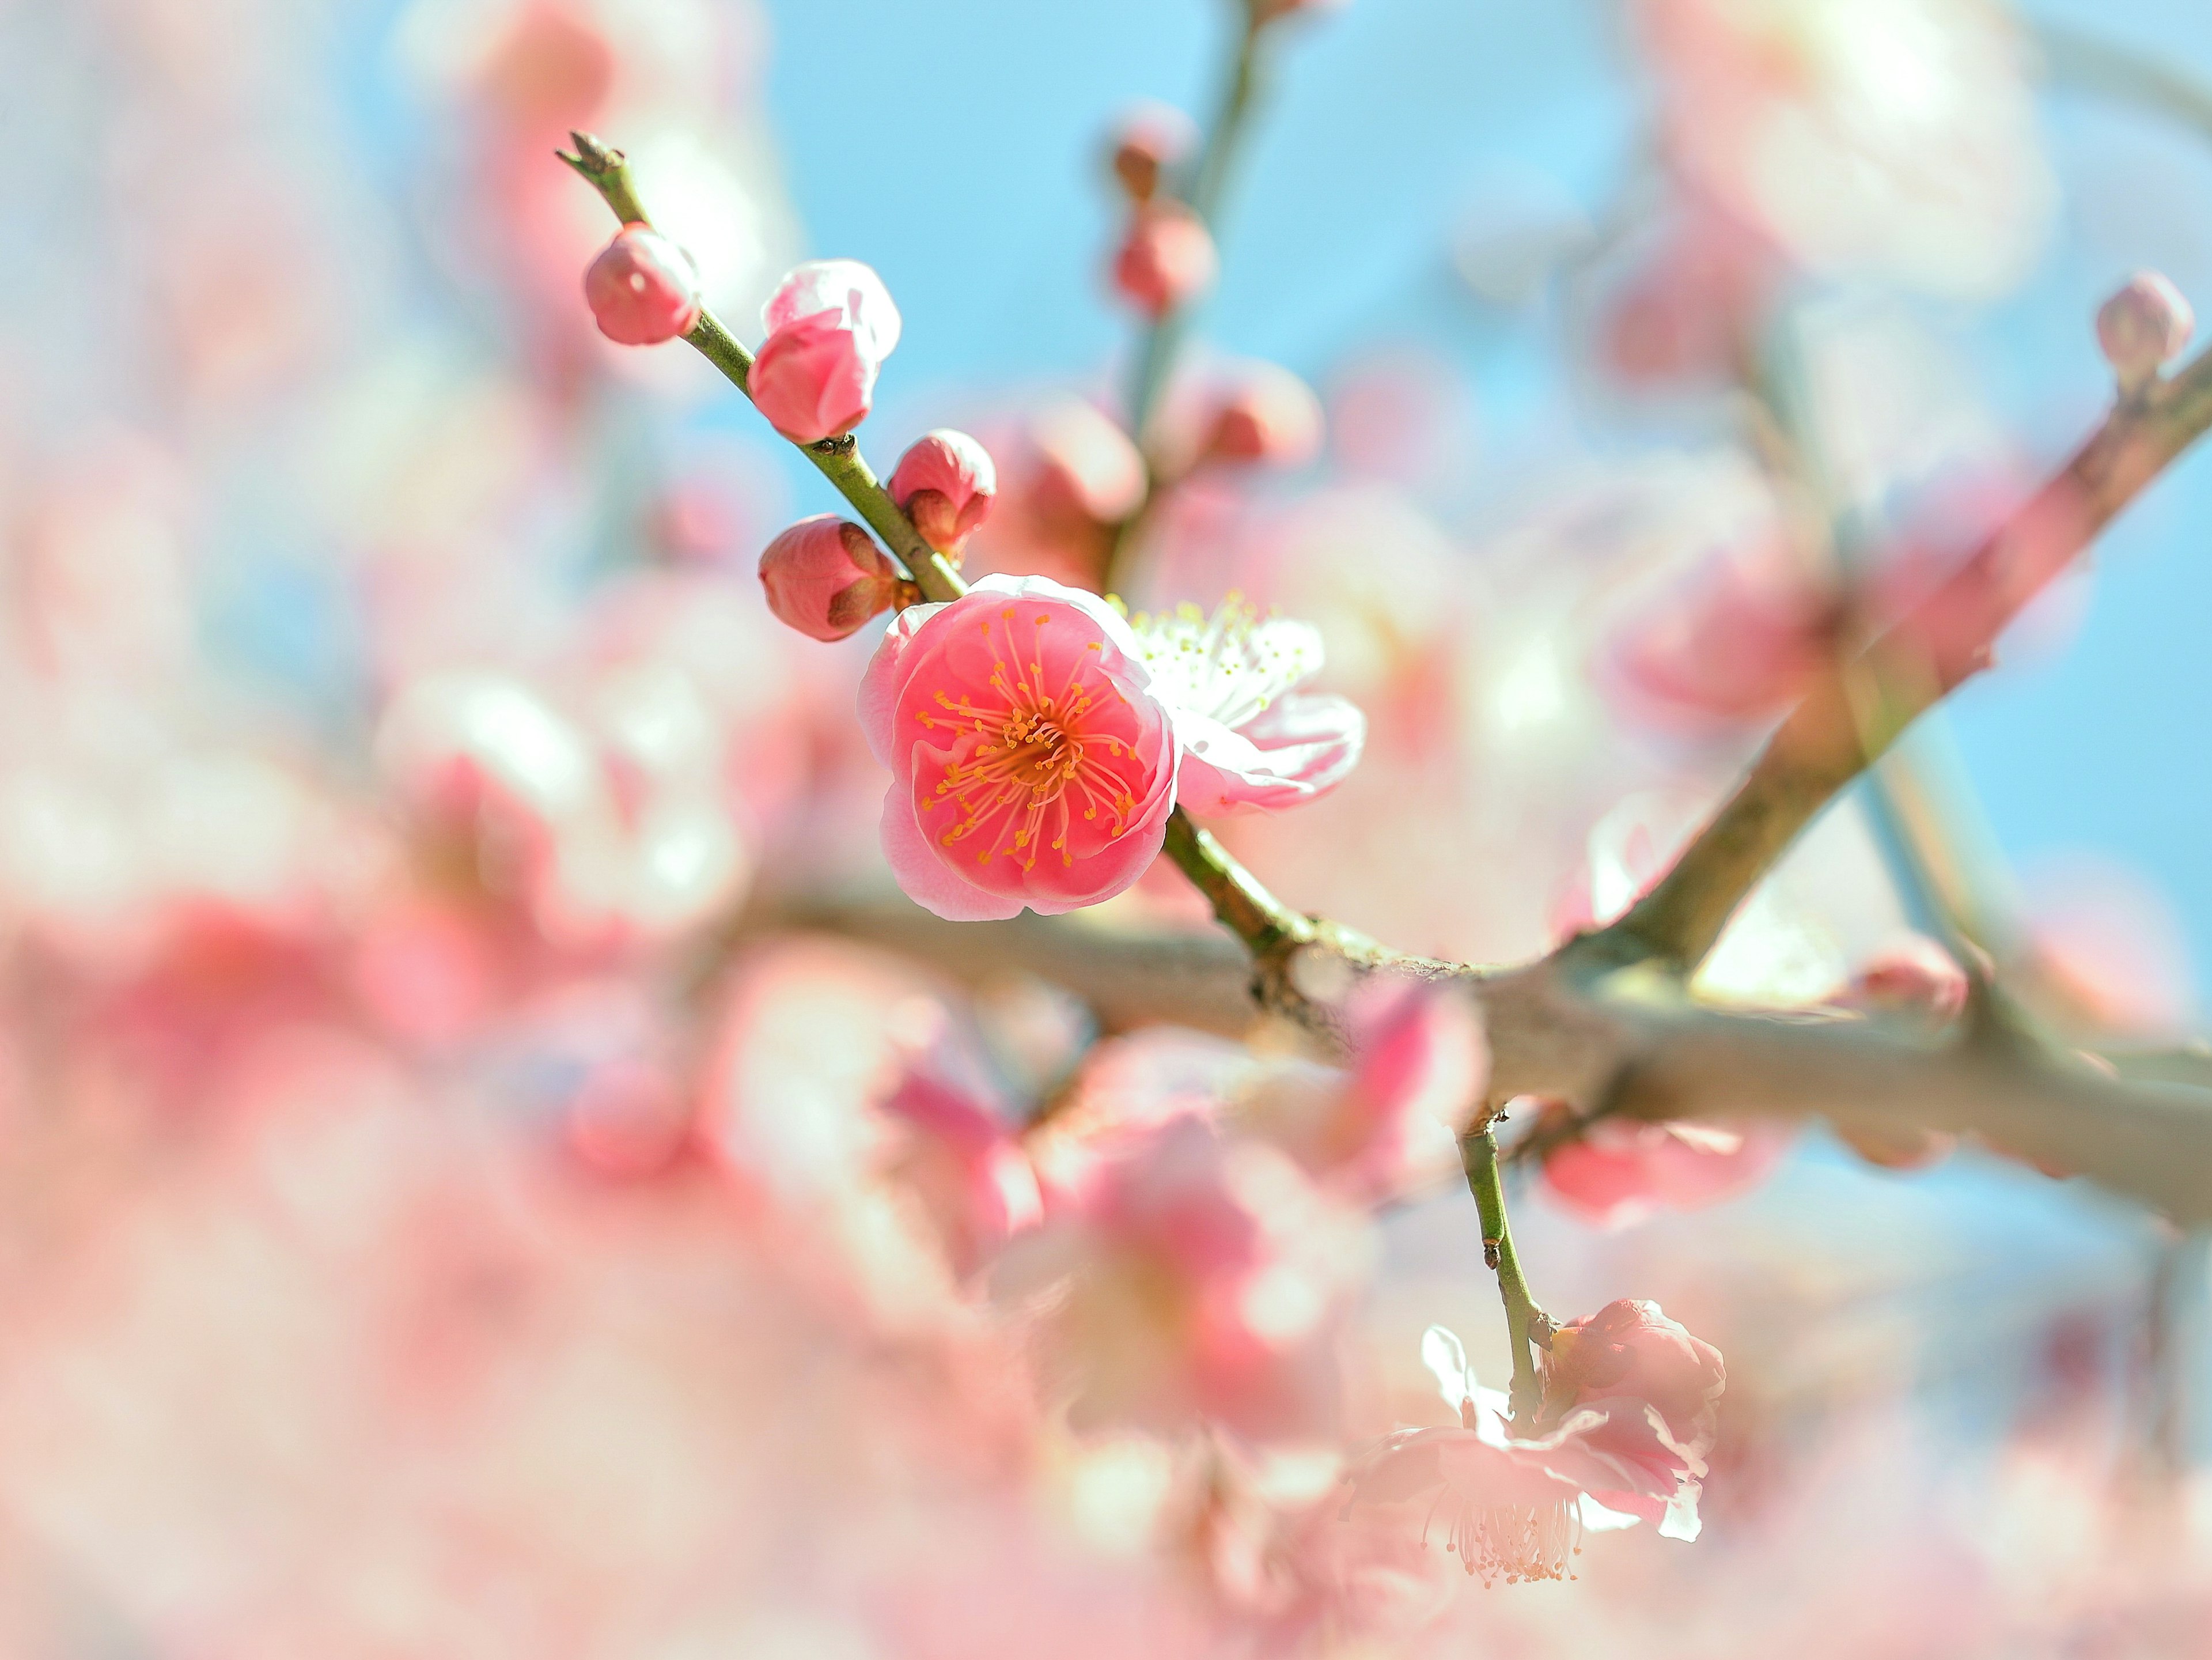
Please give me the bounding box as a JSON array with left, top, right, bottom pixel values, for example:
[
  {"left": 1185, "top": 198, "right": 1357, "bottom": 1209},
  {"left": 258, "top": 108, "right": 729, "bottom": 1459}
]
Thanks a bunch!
[
  {"left": 749, "top": 259, "right": 903, "bottom": 443},
  {"left": 758, "top": 514, "right": 903, "bottom": 641},
  {"left": 859, "top": 574, "right": 1183, "bottom": 920},
  {"left": 1539, "top": 1298, "right": 1726, "bottom": 1454},
  {"left": 877, "top": 1065, "right": 1044, "bottom": 1278},
  {"left": 1604, "top": 534, "right": 1836, "bottom": 728},
  {"left": 1540, "top": 1110, "right": 1787, "bottom": 1228},
  {"left": 583, "top": 223, "right": 702, "bottom": 345},
  {"left": 1246, "top": 977, "right": 1487, "bottom": 1202},
  {"left": 1001, "top": 1113, "right": 1362, "bottom": 1445},
  {"left": 1113, "top": 203, "right": 1218, "bottom": 318},
  {"left": 889, "top": 429, "right": 999, "bottom": 554},
  {"left": 1133, "top": 599, "right": 1366, "bottom": 816},
  {"left": 1343, "top": 1321, "right": 1715, "bottom": 1583}
]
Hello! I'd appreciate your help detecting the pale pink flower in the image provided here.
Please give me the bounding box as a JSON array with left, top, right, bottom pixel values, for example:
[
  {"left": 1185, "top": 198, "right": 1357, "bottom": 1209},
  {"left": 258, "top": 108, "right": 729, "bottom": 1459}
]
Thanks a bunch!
[
  {"left": 583, "top": 223, "right": 702, "bottom": 345},
  {"left": 878, "top": 1066, "right": 1044, "bottom": 1278},
  {"left": 1132, "top": 599, "right": 1366, "bottom": 816},
  {"left": 1110, "top": 101, "right": 1200, "bottom": 202},
  {"left": 1540, "top": 1299, "right": 1726, "bottom": 1454},
  {"left": 2097, "top": 271, "right": 2195, "bottom": 395},
  {"left": 1201, "top": 362, "right": 1326, "bottom": 469},
  {"left": 1113, "top": 203, "right": 1217, "bottom": 319},
  {"left": 858, "top": 574, "right": 1183, "bottom": 920},
  {"left": 889, "top": 429, "right": 999, "bottom": 553},
  {"left": 1634, "top": 0, "right": 2052, "bottom": 296},
  {"left": 1247, "top": 977, "right": 1487, "bottom": 1202},
  {"left": 1603, "top": 533, "right": 1836, "bottom": 727},
  {"left": 1540, "top": 1111, "right": 1787, "bottom": 1228},
  {"left": 1002, "top": 1113, "right": 1361, "bottom": 1445},
  {"left": 750, "top": 258, "right": 903, "bottom": 443},
  {"left": 757, "top": 515, "right": 902, "bottom": 641},
  {"left": 1343, "top": 1322, "right": 1713, "bottom": 1583}
]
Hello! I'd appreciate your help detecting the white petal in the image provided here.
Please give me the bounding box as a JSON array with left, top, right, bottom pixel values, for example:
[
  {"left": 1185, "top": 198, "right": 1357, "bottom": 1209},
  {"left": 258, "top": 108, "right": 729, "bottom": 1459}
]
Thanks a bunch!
[{"left": 1419, "top": 1324, "right": 1473, "bottom": 1410}]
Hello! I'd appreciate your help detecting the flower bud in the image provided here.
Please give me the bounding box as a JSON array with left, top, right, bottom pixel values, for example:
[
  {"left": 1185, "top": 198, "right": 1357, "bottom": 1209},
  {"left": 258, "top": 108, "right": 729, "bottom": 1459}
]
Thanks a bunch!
[
  {"left": 583, "top": 224, "right": 702, "bottom": 346},
  {"left": 888, "top": 429, "right": 998, "bottom": 554},
  {"left": 1028, "top": 399, "right": 1147, "bottom": 525},
  {"left": 750, "top": 260, "right": 904, "bottom": 444},
  {"left": 1112, "top": 203, "right": 1217, "bottom": 319},
  {"left": 1202, "top": 362, "right": 1324, "bottom": 467},
  {"left": 758, "top": 515, "right": 900, "bottom": 641},
  {"left": 1109, "top": 103, "right": 1199, "bottom": 202},
  {"left": 2097, "top": 271, "right": 2194, "bottom": 394}
]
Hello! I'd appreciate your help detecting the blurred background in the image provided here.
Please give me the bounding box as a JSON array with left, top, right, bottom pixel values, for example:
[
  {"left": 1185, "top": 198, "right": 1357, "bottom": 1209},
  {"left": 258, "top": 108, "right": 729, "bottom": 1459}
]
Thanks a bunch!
[{"left": 6, "top": 0, "right": 2212, "bottom": 1652}]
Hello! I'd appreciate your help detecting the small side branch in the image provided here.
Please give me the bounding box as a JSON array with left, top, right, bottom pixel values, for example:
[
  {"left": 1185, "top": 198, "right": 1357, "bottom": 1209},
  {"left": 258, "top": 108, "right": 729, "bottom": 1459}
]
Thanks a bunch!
[{"left": 1462, "top": 1126, "right": 1548, "bottom": 1430}]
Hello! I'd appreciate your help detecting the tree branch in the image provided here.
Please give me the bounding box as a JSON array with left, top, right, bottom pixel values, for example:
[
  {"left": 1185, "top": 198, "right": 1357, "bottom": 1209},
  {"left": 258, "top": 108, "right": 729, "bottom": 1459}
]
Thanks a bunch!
[{"left": 1592, "top": 344, "right": 2212, "bottom": 973}]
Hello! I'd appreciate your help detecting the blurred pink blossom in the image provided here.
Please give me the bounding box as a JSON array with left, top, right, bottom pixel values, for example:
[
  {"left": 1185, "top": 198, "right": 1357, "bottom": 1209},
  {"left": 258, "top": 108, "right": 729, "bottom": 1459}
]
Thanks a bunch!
[
  {"left": 1344, "top": 1320, "right": 1715, "bottom": 1583},
  {"left": 1113, "top": 203, "right": 1218, "bottom": 319},
  {"left": 1003, "top": 1113, "right": 1362, "bottom": 1445},
  {"left": 1541, "top": 1113, "right": 1788, "bottom": 1228}
]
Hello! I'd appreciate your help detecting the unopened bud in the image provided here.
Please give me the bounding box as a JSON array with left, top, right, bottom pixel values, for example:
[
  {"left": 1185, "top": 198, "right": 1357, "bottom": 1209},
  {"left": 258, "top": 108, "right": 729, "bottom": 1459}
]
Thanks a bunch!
[
  {"left": 1112, "top": 203, "right": 1217, "bottom": 319},
  {"left": 584, "top": 224, "right": 702, "bottom": 346},
  {"left": 1109, "top": 103, "right": 1199, "bottom": 202},
  {"left": 1250, "top": 0, "right": 1349, "bottom": 22},
  {"left": 1029, "top": 399, "right": 1147, "bottom": 525},
  {"left": 1203, "top": 362, "right": 1325, "bottom": 467},
  {"left": 758, "top": 515, "right": 900, "bottom": 641},
  {"left": 889, "top": 429, "right": 998, "bottom": 554},
  {"left": 2097, "top": 271, "right": 2194, "bottom": 395}
]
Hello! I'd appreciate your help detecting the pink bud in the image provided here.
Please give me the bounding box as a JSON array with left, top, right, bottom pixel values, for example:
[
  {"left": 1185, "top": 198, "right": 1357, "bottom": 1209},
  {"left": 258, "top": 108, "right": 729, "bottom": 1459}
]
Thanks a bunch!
[
  {"left": 1109, "top": 102, "right": 1199, "bottom": 202},
  {"left": 888, "top": 429, "right": 998, "bottom": 553},
  {"left": 582, "top": 223, "right": 701, "bottom": 346},
  {"left": 2097, "top": 271, "right": 2194, "bottom": 392},
  {"left": 1028, "top": 399, "right": 1147, "bottom": 525},
  {"left": 1251, "top": 0, "right": 1348, "bottom": 21},
  {"left": 1202, "top": 362, "right": 1325, "bottom": 467},
  {"left": 1112, "top": 203, "right": 1217, "bottom": 319},
  {"left": 757, "top": 515, "right": 900, "bottom": 641},
  {"left": 751, "top": 259, "right": 903, "bottom": 443}
]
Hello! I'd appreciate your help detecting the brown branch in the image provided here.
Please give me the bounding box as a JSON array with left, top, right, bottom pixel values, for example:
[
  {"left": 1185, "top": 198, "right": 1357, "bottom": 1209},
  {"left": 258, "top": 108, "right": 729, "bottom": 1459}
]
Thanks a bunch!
[{"left": 1593, "top": 345, "right": 2212, "bottom": 973}]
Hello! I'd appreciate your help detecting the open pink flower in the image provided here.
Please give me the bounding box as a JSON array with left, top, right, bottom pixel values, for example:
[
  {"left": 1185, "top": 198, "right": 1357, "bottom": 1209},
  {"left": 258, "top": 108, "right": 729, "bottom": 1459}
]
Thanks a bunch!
[
  {"left": 1001, "top": 1113, "right": 1361, "bottom": 1445},
  {"left": 1133, "top": 599, "right": 1366, "bottom": 815},
  {"left": 1344, "top": 1322, "right": 1713, "bottom": 1583},
  {"left": 1540, "top": 1299, "right": 1725, "bottom": 1453},
  {"left": 859, "top": 574, "right": 1182, "bottom": 920},
  {"left": 1248, "top": 977, "right": 1487, "bottom": 1203},
  {"left": 749, "top": 259, "right": 903, "bottom": 443},
  {"left": 1540, "top": 1111, "right": 1786, "bottom": 1228}
]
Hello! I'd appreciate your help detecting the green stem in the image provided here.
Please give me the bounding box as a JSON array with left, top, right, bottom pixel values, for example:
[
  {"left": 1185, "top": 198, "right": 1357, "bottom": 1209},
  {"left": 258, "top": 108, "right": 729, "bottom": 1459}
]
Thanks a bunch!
[
  {"left": 1161, "top": 808, "right": 1313, "bottom": 958},
  {"left": 559, "top": 132, "right": 967, "bottom": 606},
  {"left": 1461, "top": 1126, "right": 1546, "bottom": 1431}
]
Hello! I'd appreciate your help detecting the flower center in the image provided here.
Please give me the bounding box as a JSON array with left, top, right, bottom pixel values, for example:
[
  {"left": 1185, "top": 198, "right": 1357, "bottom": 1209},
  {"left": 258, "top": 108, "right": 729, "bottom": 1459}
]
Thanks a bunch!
[
  {"left": 1433, "top": 1496, "right": 1582, "bottom": 1586},
  {"left": 918, "top": 609, "right": 1143, "bottom": 875}
]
